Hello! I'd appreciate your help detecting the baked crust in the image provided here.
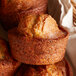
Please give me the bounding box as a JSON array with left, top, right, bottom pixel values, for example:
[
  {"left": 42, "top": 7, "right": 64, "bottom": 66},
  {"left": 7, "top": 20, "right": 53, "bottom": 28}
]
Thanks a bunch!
[
  {"left": 0, "top": 0, "right": 48, "bottom": 30},
  {"left": 8, "top": 26, "right": 69, "bottom": 65},
  {"left": 0, "top": 60, "right": 20, "bottom": 76},
  {"left": 15, "top": 59, "right": 73, "bottom": 76},
  {"left": 0, "top": 37, "right": 20, "bottom": 76},
  {"left": 18, "top": 14, "right": 65, "bottom": 39}
]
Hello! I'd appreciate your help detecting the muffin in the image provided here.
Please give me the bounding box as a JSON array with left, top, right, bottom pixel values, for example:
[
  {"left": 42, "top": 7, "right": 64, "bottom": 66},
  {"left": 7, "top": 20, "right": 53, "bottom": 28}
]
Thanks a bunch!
[
  {"left": 15, "top": 59, "right": 73, "bottom": 76},
  {"left": 0, "top": 37, "right": 20, "bottom": 76},
  {"left": 0, "top": 0, "right": 48, "bottom": 30},
  {"left": 8, "top": 14, "right": 69, "bottom": 65}
]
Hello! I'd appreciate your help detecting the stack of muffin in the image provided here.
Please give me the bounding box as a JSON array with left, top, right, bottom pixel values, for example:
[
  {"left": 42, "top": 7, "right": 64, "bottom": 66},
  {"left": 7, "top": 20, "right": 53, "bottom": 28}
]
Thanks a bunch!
[
  {"left": 0, "top": 0, "right": 73, "bottom": 76},
  {"left": 8, "top": 14, "right": 73, "bottom": 76}
]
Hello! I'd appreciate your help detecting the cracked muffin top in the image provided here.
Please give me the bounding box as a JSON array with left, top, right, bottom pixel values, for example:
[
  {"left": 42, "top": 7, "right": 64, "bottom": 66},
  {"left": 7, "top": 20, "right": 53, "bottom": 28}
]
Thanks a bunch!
[{"left": 18, "top": 14, "right": 65, "bottom": 39}]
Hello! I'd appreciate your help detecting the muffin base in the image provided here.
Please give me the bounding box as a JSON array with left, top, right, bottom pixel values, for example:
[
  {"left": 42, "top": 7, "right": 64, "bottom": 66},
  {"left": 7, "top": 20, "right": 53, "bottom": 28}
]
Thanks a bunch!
[{"left": 8, "top": 27, "right": 69, "bottom": 65}]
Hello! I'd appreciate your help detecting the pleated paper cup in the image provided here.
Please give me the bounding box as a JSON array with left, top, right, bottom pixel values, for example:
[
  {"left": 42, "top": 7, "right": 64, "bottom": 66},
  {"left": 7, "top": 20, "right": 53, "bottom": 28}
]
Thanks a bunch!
[{"left": 71, "top": 0, "right": 76, "bottom": 26}]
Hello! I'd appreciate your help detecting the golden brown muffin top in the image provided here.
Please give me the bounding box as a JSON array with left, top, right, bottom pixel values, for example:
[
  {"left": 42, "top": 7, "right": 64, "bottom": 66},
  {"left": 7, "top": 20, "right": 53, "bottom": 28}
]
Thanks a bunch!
[
  {"left": 0, "top": 38, "right": 10, "bottom": 60},
  {"left": 18, "top": 14, "right": 64, "bottom": 39}
]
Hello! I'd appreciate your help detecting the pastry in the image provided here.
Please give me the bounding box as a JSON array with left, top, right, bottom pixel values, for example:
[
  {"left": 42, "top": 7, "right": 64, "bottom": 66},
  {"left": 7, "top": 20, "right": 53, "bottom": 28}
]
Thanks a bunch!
[
  {"left": 0, "top": 37, "right": 20, "bottom": 76},
  {"left": 0, "top": 0, "right": 48, "bottom": 30},
  {"left": 8, "top": 14, "right": 69, "bottom": 65},
  {"left": 15, "top": 59, "right": 73, "bottom": 76}
]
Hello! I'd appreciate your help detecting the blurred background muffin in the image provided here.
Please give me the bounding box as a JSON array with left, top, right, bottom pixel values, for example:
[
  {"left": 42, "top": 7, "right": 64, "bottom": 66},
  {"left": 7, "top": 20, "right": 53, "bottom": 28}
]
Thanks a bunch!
[
  {"left": 0, "top": 0, "right": 48, "bottom": 31},
  {"left": 15, "top": 59, "right": 73, "bottom": 76},
  {"left": 0, "top": 37, "right": 20, "bottom": 76}
]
